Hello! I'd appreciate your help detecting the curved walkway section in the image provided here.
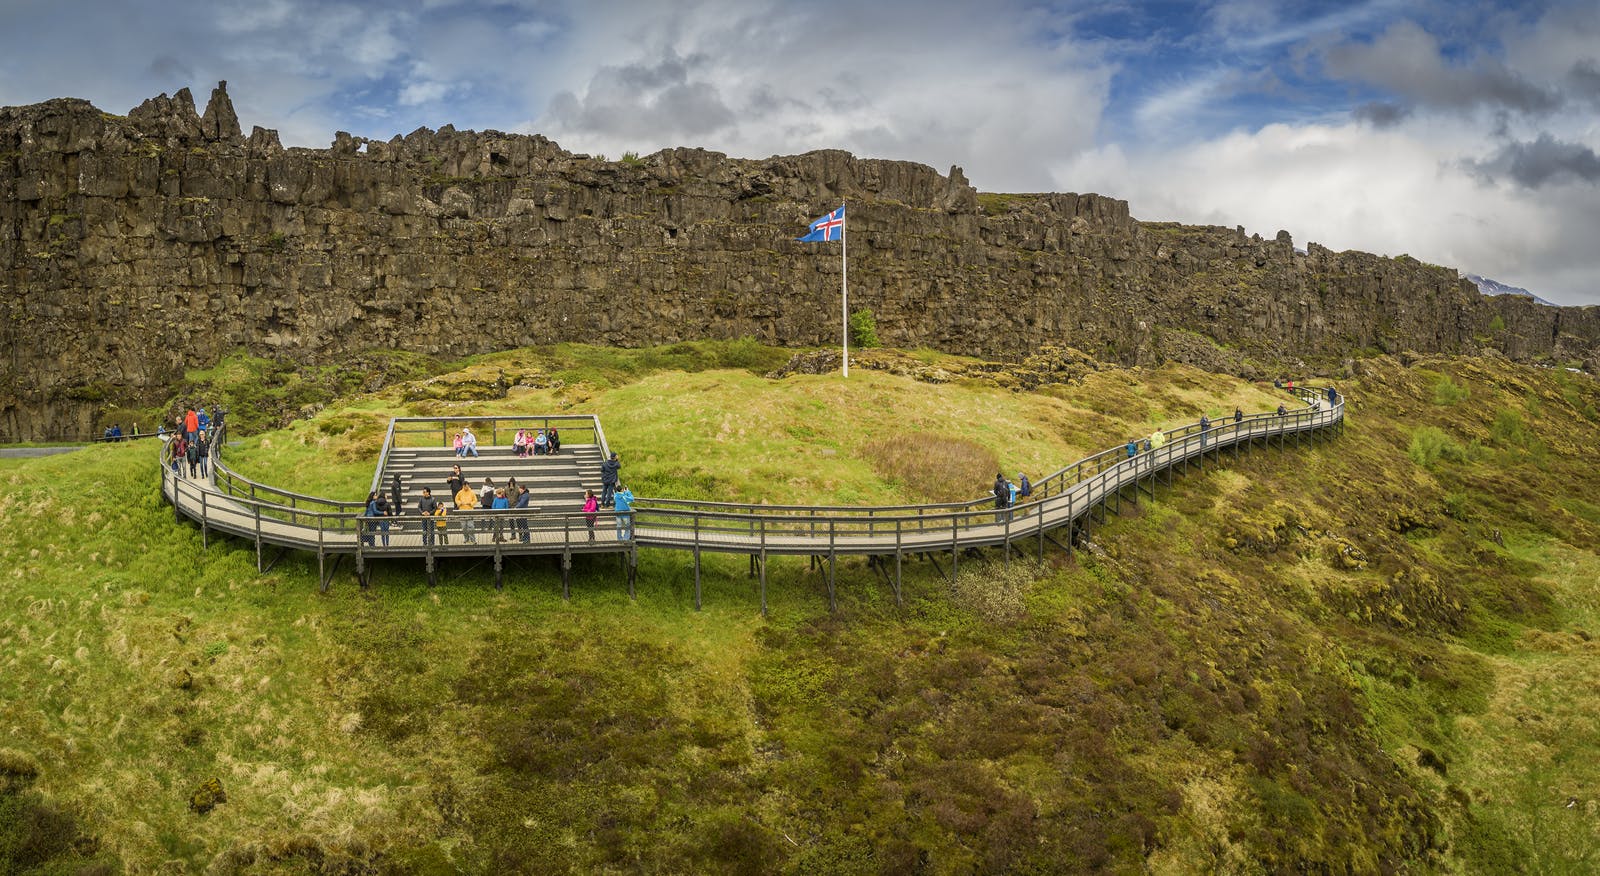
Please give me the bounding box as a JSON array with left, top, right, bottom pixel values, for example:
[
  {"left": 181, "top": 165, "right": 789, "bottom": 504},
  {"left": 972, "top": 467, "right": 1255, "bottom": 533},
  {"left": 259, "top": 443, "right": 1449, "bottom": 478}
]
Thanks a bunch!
[{"left": 160, "top": 387, "right": 1345, "bottom": 604}]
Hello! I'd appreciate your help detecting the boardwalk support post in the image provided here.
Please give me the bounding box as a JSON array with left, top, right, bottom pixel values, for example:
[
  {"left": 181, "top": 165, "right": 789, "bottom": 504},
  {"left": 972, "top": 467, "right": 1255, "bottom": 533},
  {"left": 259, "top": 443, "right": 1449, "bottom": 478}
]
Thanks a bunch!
[
  {"left": 893, "top": 550, "right": 902, "bottom": 607},
  {"left": 693, "top": 546, "right": 702, "bottom": 611},
  {"left": 628, "top": 543, "right": 637, "bottom": 600},
  {"left": 759, "top": 549, "right": 768, "bottom": 616},
  {"left": 561, "top": 552, "right": 570, "bottom": 599},
  {"left": 827, "top": 549, "right": 837, "bottom": 612}
]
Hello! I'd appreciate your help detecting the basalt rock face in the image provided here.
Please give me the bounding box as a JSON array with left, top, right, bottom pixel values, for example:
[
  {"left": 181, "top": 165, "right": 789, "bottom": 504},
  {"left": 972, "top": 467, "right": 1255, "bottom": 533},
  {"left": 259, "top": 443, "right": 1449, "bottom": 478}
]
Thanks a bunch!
[{"left": 2, "top": 83, "right": 1597, "bottom": 439}]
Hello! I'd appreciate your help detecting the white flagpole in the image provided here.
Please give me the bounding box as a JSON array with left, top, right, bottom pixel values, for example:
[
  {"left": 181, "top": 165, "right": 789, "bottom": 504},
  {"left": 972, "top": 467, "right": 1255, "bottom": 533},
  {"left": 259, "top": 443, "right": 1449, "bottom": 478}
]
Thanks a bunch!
[{"left": 841, "top": 204, "right": 849, "bottom": 378}]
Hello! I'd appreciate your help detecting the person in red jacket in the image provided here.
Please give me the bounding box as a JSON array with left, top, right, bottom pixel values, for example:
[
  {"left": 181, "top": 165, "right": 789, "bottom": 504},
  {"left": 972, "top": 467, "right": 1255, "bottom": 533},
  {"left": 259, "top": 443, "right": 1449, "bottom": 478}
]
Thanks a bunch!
[{"left": 183, "top": 407, "right": 199, "bottom": 442}]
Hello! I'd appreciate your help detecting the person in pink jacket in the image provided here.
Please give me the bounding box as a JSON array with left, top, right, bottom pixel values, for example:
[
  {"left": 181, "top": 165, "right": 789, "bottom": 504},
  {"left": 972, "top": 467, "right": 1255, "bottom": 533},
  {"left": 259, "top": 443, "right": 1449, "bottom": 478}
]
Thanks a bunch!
[{"left": 583, "top": 490, "right": 599, "bottom": 541}]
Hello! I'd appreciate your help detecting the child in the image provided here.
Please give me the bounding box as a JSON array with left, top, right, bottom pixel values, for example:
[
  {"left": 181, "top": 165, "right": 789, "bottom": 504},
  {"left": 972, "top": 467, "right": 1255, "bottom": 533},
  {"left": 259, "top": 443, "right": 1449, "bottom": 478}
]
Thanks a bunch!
[{"left": 583, "top": 490, "right": 599, "bottom": 541}]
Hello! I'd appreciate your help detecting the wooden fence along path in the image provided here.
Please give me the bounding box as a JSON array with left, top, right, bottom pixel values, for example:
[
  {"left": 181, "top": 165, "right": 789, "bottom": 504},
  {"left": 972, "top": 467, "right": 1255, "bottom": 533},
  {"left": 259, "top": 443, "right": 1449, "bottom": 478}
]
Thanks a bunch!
[{"left": 161, "top": 389, "right": 1345, "bottom": 611}]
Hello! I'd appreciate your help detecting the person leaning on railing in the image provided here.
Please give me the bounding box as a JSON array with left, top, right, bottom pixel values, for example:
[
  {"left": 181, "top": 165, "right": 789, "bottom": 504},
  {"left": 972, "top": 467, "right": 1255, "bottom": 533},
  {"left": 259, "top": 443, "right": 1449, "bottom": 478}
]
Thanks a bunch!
[{"left": 454, "top": 482, "right": 479, "bottom": 543}]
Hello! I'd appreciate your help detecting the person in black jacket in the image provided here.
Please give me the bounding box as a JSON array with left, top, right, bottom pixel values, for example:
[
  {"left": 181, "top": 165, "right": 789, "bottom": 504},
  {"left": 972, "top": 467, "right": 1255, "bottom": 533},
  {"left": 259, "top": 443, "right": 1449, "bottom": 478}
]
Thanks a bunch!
[
  {"left": 993, "top": 472, "right": 1009, "bottom": 523},
  {"left": 417, "top": 489, "right": 438, "bottom": 547},
  {"left": 600, "top": 453, "right": 621, "bottom": 507},
  {"left": 513, "top": 485, "right": 532, "bottom": 543}
]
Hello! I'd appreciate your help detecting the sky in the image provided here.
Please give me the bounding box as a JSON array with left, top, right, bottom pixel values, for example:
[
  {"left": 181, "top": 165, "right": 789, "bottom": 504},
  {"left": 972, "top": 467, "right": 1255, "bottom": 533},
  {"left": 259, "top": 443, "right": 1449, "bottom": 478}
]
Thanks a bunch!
[{"left": 2, "top": 0, "right": 1598, "bottom": 305}]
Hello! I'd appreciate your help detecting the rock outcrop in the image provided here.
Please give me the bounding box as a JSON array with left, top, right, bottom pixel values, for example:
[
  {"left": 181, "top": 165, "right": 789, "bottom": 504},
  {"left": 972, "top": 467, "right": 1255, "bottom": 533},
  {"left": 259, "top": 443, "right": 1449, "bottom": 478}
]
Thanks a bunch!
[{"left": 1, "top": 83, "right": 1597, "bottom": 439}]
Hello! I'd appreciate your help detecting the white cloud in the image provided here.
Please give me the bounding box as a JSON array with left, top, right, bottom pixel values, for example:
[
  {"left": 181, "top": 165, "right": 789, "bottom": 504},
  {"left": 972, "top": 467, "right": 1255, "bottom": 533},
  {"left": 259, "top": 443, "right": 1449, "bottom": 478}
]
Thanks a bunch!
[{"left": 1054, "top": 117, "right": 1597, "bottom": 304}]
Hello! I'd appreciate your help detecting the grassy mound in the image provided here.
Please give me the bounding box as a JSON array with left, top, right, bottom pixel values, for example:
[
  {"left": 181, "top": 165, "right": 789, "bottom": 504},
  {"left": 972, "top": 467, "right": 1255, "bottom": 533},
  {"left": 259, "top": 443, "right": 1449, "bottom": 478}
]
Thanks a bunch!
[{"left": 1, "top": 344, "right": 1597, "bottom": 871}]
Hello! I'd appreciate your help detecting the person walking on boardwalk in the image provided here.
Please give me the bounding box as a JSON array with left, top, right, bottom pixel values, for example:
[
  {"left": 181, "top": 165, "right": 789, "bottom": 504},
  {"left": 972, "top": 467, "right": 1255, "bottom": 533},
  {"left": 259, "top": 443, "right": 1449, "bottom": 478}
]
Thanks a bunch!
[
  {"left": 613, "top": 483, "right": 635, "bottom": 541},
  {"left": 1150, "top": 428, "right": 1166, "bottom": 451},
  {"left": 1276, "top": 403, "right": 1287, "bottom": 417},
  {"left": 186, "top": 432, "right": 202, "bottom": 478},
  {"left": 454, "top": 481, "right": 479, "bottom": 543},
  {"left": 362, "top": 491, "right": 380, "bottom": 547},
  {"left": 513, "top": 485, "right": 532, "bottom": 543},
  {"left": 1126, "top": 438, "right": 1138, "bottom": 458},
  {"left": 583, "top": 490, "right": 600, "bottom": 541},
  {"left": 1233, "top": 407, "right": 1243, "bottom": 425},
  {"left": 600, "top": 452, "right": 621, "bottom": 507},
  {"left": 993, "top": 472, "right": 1009, "bottom": 523},
  {"left": 418, "top": 488, "right": 438, "bottom": 547},
  {"left": 1018, "top": 473, "right": 1032, "bottom": 501},
  {"left": 195, "top": 431, "right": 211, "bottom": 478},
  {"left": 1199, "top": 414, "right": 1211, "bottom": 448},
  {"left": 184, "top": 407, "right": 199, "bottom": 443},
  {"left": 375, "top": 491, "right": 392, "bottom": 547}
]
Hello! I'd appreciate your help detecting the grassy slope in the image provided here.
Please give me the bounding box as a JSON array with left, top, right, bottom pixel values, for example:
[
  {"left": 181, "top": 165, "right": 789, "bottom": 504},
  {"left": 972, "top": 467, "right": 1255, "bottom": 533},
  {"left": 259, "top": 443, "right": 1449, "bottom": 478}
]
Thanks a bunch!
[{"left": 1, "top": 343, "right": 1597, "bottom": 873}]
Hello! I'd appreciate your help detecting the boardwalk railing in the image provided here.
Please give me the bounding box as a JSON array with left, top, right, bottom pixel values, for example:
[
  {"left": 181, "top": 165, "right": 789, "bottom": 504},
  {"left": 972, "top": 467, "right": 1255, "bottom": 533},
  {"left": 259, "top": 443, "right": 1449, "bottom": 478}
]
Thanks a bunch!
[{"left": 159, "top": 387, "right": 1344, "bottom": 605}]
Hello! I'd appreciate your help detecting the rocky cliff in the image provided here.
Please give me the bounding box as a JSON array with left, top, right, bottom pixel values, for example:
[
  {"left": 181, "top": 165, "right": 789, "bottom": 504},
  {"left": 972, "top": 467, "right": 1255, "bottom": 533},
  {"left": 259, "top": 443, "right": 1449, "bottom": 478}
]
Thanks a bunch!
[{"left": 3, "top": 83, "right": 1597, "bottom": 440}]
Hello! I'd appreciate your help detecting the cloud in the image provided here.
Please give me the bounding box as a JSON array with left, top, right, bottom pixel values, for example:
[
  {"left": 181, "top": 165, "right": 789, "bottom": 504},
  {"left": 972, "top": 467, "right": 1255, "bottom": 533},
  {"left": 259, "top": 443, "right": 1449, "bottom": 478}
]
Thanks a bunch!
[
  {"left": 1468, "top": 134, "right": 1600, "bottom": 188},
  {"left": 526, "top": 0, "right": 1110, "bottom": 190},
  {"left": 1352, "top": 101, "right": 1409, "bottom": 127},
  {"left": 1323, "top": 20, "right": 1560, "bottom": 115},
  {"left": 1054, "top": 115, "right": 1600, "bottom": 305}
]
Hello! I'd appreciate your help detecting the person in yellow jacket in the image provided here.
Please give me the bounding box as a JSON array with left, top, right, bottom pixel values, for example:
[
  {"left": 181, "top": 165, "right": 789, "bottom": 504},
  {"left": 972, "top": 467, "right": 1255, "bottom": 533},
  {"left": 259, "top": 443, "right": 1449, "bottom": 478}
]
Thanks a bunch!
[
  {"left": 1149, "top": 428, "right": 1166, "bottom": 450},
  {"left": 454, "top": 482, "right": 479, "bottom": 543}
]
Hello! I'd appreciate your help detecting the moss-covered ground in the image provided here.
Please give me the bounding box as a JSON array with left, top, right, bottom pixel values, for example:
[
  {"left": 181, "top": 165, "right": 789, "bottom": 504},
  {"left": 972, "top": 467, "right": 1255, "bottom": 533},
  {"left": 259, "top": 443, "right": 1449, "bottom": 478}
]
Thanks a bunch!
[{"left": 1, "top": 344, "right": 1597, "bottom": 873}]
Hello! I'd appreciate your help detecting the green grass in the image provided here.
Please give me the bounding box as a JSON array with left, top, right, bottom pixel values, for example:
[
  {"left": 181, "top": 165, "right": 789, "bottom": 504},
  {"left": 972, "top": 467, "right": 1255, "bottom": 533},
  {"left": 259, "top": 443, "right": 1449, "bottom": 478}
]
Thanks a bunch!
[{"left": 2, "top": 348, "right": 1598, "bottom": 871}]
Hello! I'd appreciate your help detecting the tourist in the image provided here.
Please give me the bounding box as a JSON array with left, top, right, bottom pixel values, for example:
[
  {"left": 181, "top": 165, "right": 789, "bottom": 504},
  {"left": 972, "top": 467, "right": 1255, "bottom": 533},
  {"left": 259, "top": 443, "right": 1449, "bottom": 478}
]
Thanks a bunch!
[
  {"left": 1276, "top": 404, "right": 1287, "bottom": 417},
  {"left": 462, "top": 427, "right": 479, "bottom": 458},
  {"left": 194, "top": 430, "right": 210, "bottom": 478},
  {"left": 1126, "top": 438, "right": 1138, "bottom": 458},
  {"left": 213, "top": 407, "right": 226, "bottom": 431},
  {"left": 613, "top": 483, "right": 635, "bottom": 541},
  {"left": 1007, "top": 478, "right": 1020, "bottom": 509},
  {"left": 547, "top": 427, "right": 561, "bottom": 455},
  {"left": 479, "top": 477, "right": 496, "bottom": 510},
  {"left": 452, "top": 432, "right": 465, "bottom": 457},
  {"left": 993, "top": 472, "right": 1009, "bottom": 523},
  {"left": 513, "top": 429, "right": 527, "bottom": 457},
  {"left": 491, "top": 488, "right": 510, "bottom": 542},
  {"left": 600, "top": 452, "right": 621, "bottom": 507},
  {"left": 186, "top": 431, "right": 202, "bottom": 478},
  {"left": 1234, "top": 407, "right": 1243, "bottom": 425},
  {"left": 361, "top": 491, "right": 380, "bottom": 546},
  {"left": 514, "top": 485, "right": 532, "bottom": 543},
  {"left": 1149, "top": 428, "right": 1166, "bottom": 451},
  {"left": 170, "top": 435, "right": 186, "bottom": 477},
  {"left": 454, "top": 481, "right": 479, "bottom": 543},
  {"left": 434, "top": 501, "right": 450, "bottom": 545},
  {"left": 417, "top": 488, "right": 438, "bottom": 547},
  {"left": 583, "top": 489, "right": 599, "bottom": 540},
  {"left": 375, "top": 491, "right": 392, "bottom": 547},
  {"left": 1199, "top": 414, "right": 1210, "bottom": 448},
  {"left": 184, "top": 407, "right": 199, "bottom": 443},
  {"left": 446, "top": 464, "right": 466, "bottom": 500},
  {"left": 533, "top": 429, "right": 548, "bottom": 456},
  {"left": 1018, "top": 473, "right": 1032, "bottom": 500},
  {"left": 197, "top": 407, "right": 211, "bottom": 435}
]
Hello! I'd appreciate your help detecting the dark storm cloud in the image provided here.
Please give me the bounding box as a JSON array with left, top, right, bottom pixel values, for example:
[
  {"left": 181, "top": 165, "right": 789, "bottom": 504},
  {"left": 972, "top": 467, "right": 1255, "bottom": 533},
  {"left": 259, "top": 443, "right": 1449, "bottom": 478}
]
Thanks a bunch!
[
  {"left": 1324, "top": 20, "right": 1560, "bottom": 115},
  {"left": 1569, "top": 59, "right": 1600, "bottom": 106},
  {"left": 1352, "top": 101, "right": 1409, "bottom": 127},
  {"left": 1469, "top": 133, "right": 1600, "bottom": 189}
]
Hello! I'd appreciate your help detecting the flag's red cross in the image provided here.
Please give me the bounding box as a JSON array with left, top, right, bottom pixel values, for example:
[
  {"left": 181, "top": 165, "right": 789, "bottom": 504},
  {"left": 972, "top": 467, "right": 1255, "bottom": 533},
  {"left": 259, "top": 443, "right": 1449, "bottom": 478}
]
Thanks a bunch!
[{"left": 817, "top": 213, "right": 844, "bottom": 238}]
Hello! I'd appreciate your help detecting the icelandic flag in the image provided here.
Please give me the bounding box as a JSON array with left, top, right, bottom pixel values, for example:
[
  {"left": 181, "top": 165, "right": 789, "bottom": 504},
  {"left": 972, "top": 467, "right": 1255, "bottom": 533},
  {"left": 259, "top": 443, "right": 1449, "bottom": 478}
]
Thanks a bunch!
[{"left": 797, "top": 205, "right": 845, "bottom": 242}]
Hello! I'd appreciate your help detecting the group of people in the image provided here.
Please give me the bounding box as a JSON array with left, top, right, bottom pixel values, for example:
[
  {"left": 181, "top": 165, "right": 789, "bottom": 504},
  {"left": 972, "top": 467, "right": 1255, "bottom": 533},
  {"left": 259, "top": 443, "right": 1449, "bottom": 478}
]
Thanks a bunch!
[
  {"left": 992, "top": 471, "right": 1033, "bottom": 519},
  {"left": 361, "top": 453, "right": 637, "bottom": 548},
  {"left": 165, "top": 404, "right": 222, "bottom": 479},
  {"left": 513, "top": 427, "right": 561, "bottom": 457}
]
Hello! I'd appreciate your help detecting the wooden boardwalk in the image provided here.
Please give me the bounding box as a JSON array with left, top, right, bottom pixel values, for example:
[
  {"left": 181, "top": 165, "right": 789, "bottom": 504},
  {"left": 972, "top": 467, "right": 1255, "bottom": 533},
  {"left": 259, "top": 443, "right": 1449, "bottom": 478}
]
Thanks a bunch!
[{"left": 162, "top": 388, "right": 1346, "bottom": 609}]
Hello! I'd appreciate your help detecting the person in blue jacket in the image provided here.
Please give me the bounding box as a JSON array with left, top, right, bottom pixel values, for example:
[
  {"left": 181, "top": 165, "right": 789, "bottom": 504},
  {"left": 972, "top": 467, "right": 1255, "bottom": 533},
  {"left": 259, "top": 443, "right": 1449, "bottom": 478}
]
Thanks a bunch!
[{"left": 613, "top": 484, "right": 636, "bottom": 541}]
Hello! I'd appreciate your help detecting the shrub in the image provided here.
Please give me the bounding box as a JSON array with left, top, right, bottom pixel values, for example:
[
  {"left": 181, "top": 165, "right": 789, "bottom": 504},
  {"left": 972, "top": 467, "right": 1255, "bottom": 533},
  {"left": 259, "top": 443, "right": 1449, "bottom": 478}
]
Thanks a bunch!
[
  {"left": 1432, "top": 375, "right": 1470, "bottom": 406},
  {"left": 860, "top": 432, "right": 998, "bottom": 502},
  {"left": 1409, "top": 426, "right": 1465, "bottom": 468},
  {"left": 1488, "top": 315, "right": 1506, "bottom": 333},
  {"left": 849, "top": 309, "right": 880, "bottom": 348}
]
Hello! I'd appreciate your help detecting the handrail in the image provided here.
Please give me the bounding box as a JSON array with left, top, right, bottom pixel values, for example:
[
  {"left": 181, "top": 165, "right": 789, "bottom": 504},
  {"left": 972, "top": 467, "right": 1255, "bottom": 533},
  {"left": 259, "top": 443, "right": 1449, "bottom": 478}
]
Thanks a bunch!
[{"left": 160, "top": 388, "right": 1345, "bottom": 566}]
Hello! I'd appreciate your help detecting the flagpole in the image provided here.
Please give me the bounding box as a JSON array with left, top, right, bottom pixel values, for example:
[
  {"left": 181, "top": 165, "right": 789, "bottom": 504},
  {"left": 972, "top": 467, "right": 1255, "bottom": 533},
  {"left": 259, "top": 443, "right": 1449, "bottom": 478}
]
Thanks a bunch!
[{"left": 841, "top": 203, "right": 849, "bottom": 378}]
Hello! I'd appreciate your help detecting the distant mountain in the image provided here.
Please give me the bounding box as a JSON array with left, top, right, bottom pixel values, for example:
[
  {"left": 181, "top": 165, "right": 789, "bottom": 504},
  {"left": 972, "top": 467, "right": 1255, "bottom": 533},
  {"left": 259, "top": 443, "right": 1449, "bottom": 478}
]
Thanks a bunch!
[{"left": 1467, "top": 273, "right": 1555, "bottom": 306}]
